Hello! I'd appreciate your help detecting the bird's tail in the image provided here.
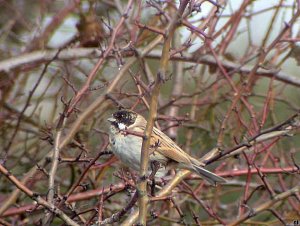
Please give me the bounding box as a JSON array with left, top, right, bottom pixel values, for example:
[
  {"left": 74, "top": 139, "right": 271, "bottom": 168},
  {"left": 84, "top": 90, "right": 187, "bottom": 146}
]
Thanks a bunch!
[
  {"left": 192, "top": 164, "right": 226, "bottom": 186},
  {"left": 185, "top": 158, "right": 226, "bottom": 186}
]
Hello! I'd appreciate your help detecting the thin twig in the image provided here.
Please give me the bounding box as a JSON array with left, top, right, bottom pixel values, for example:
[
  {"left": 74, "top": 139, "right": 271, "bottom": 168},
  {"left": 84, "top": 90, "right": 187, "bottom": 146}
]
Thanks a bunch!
[
  {"left": 0, "top": 164, "right": 80, "bottom": 226},
  {"left": 228, "top": 185, "right": 300, "bottom": 226}
]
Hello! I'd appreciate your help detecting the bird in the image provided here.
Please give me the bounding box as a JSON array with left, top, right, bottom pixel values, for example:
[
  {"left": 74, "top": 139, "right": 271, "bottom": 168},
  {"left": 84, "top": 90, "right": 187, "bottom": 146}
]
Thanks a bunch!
[{"left": 107, "top": 109, "right": 226, "bottom": 185}]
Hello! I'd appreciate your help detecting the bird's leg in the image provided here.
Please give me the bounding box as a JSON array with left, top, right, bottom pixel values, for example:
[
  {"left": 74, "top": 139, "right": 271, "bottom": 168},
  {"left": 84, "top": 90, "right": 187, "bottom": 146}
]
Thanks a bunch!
[{"left": 149, "top": 161, "right": 160, "bottom": 196}]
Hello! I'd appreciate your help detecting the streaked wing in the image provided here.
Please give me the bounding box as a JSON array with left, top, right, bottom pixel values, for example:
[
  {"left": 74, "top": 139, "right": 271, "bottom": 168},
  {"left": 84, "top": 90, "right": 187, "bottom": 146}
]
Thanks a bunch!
[
  {"left": 130, "top": 118, "right": 226, "bottom": 185},
  {"left": 151, "top": 127, "right": 192, "bottom": 164}
]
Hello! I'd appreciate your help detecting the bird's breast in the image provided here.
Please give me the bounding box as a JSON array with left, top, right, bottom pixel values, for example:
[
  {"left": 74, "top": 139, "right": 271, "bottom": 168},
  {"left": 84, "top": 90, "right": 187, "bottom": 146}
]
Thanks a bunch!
[
  {"left": 110, "top": 132, "right": 143, "bottom": 171},
  {"left": 109, "top": 128, "right": 169, "bottom": 176}
]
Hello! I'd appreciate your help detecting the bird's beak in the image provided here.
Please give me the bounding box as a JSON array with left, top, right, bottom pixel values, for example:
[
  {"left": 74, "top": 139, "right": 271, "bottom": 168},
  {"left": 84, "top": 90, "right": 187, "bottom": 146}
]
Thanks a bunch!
[{"left": 107, "top": 117, "right": 116, "bottom": 123}]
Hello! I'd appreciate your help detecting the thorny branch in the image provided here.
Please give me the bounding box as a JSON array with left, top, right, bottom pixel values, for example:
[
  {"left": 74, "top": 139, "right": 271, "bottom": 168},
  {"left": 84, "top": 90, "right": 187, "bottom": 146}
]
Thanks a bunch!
[
  {"left": 1, "top": 0, "right": 300, "bottom": 225},
  {"left": 137, "top": 1, "right": 190, "bottom": 224}
]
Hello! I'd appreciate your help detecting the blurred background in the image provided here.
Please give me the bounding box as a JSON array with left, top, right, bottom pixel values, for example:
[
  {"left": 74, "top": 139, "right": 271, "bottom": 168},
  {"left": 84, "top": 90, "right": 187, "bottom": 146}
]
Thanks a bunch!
[{"left": 0, "top": 0, "right": 299, "bottom": 225}]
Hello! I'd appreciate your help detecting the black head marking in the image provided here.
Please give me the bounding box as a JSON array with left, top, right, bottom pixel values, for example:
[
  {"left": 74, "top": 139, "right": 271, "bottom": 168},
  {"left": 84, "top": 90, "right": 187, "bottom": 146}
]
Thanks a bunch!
[{"left": 113, "top": 110, "right": 137, "bottom": 127}]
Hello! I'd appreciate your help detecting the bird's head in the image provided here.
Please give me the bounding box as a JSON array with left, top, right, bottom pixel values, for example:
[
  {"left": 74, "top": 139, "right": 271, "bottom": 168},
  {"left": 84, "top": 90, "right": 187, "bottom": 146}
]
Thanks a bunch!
[{"left": 108, "top": 109, "right": 142, "bottom": 130}]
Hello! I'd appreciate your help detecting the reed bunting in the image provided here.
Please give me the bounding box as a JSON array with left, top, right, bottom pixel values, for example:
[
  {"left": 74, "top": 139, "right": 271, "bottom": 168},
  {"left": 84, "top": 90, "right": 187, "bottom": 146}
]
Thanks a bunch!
[{"left": 108, "top": 109, "right": 226, "bottom": 185}]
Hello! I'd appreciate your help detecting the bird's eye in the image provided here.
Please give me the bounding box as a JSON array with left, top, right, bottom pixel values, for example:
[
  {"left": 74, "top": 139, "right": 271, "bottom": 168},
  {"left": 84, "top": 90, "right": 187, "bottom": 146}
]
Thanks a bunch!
[{"left": 122, "top": 113, "right": 127, "bottom": 120}]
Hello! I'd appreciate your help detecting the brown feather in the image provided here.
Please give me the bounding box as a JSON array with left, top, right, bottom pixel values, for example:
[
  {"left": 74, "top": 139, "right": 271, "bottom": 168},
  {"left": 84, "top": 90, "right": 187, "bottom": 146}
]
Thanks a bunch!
[
  {"left": 125, "top": 113, "right": 226, "bottom": 185},
  {"left": 152, "top": 127, "right": 192, "bottom": 164}
]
